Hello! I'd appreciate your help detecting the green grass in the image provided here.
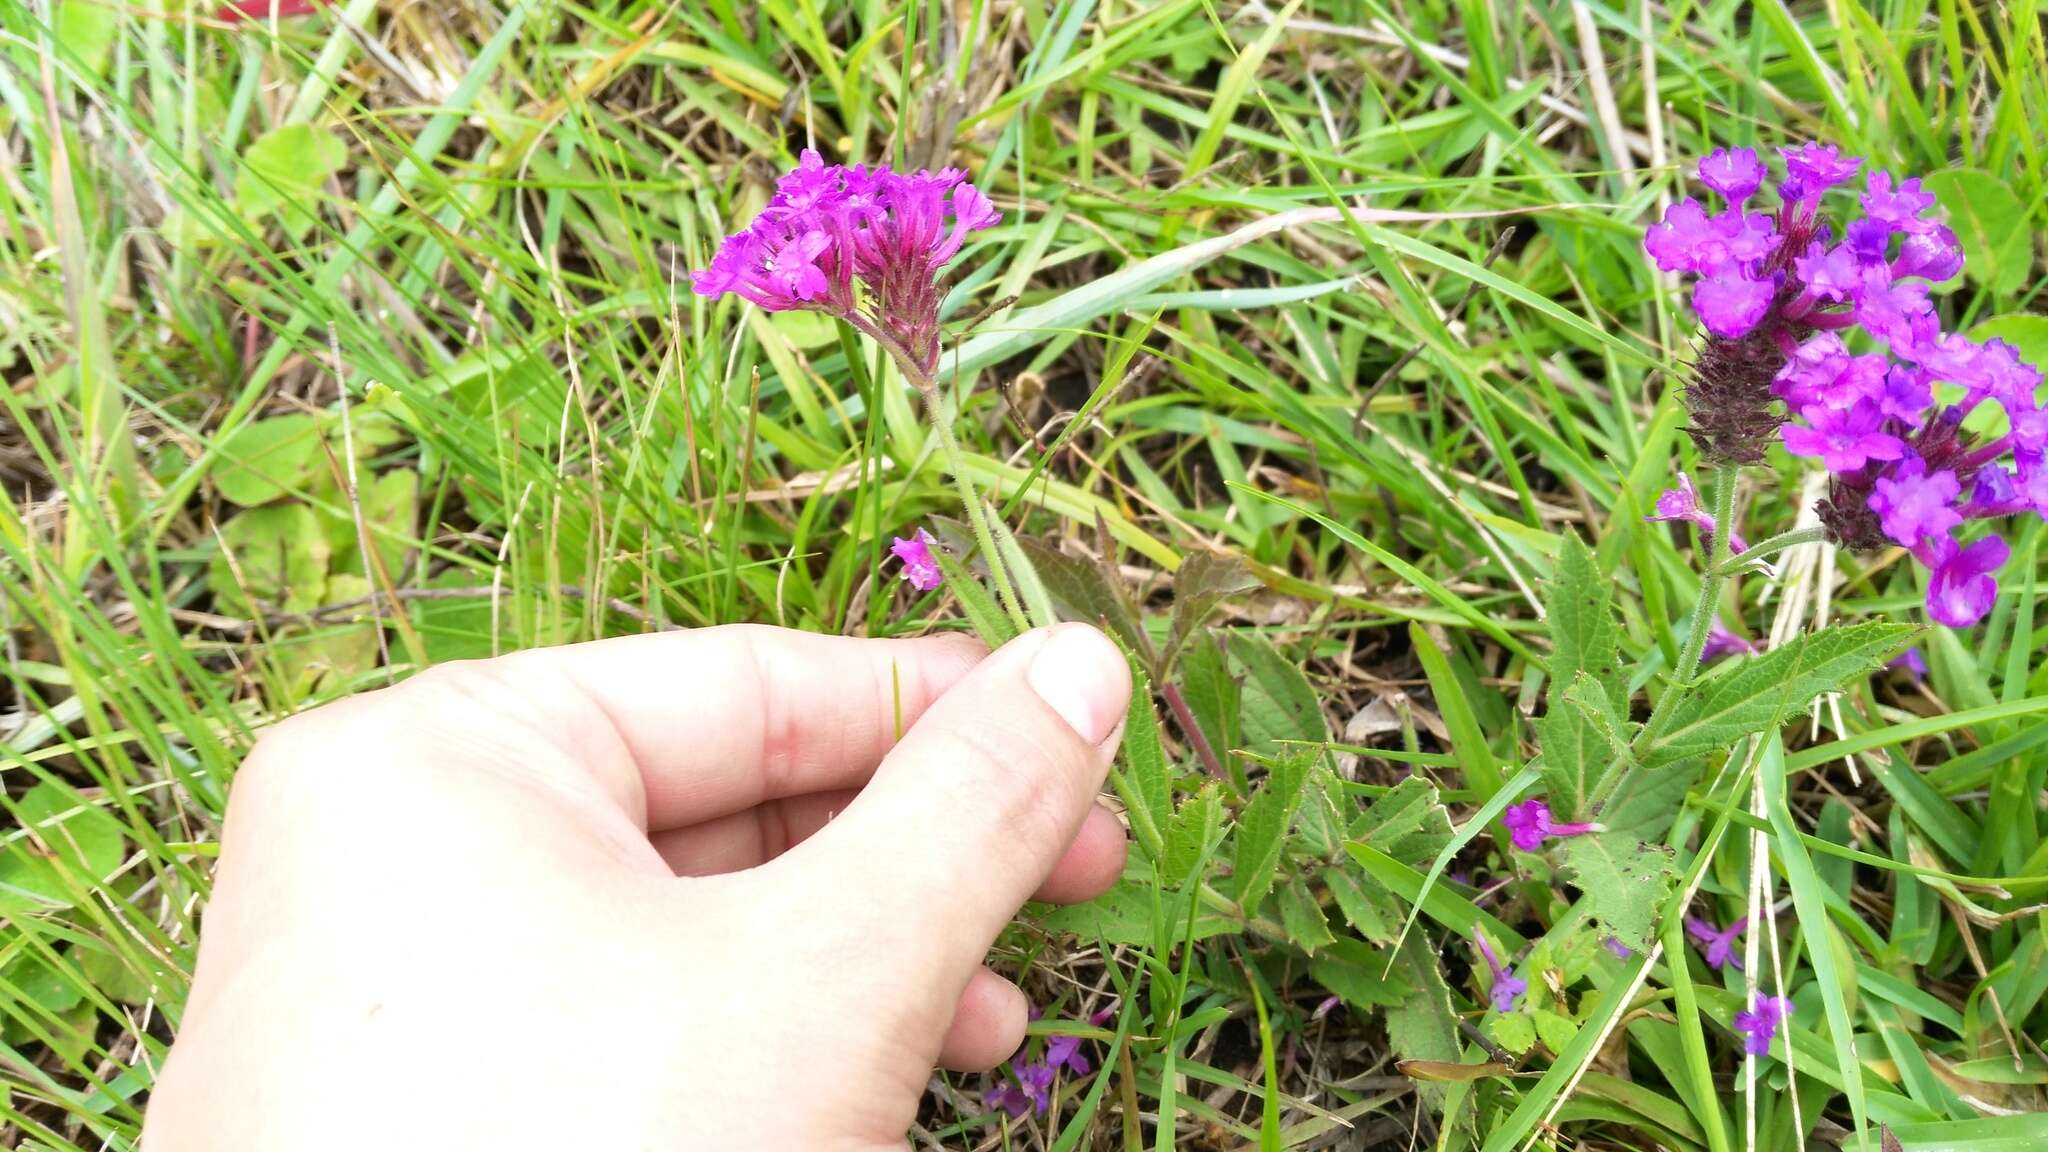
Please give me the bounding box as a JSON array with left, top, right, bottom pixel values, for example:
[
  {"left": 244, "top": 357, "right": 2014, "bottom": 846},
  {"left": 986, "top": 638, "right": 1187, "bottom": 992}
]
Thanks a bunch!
[{"left": 3, "top": 0, "right": 2047, "bottom": 1148}]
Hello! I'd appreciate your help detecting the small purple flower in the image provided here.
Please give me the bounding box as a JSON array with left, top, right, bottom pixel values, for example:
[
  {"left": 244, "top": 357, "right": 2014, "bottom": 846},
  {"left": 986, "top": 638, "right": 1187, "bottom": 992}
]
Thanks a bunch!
[
  {"left": 1923, "top": 534, "right": 2009, "bottom": 627},
  {"left": 890, "top": 528, "right": 943, "bottom": 591},
  {"left": 1733, "top": 995, "right": 1792, "bottom": 1056},
  {"left": 1311, "top": 994, "right": 1342, "bottom": 1022},
  {"left": 1700, "top": 622, "right": 1758, "bottom": 663},
  {"left": 1888, "top": 647, "right": 1928, "bottom": 680},
  {"left": 1693, "top": 272, "right": 1778, "bottom": 339},
  {"left": 1780, "top": 142, "right": 1861, "bottom": 203},
  {"left": 1474, "top": 933, "right": 1525, "bottom": 1012},
  {"left": 983, "top": 1059, "right": 1049, "bottom": 1117},
  {"left": 1685, "top": 915, "right": 1747, "bottom": 971},
  {"left": 1501, "top": 799, "right": 1597, "bottom": 852},
  {"left": 1045, "top": 1034, "right": 1091, "bottom": 1077},
  {"left": 1647, "top": 472, "right": 1750, "bottom": 553},
  {"left": 1699, "top": 147, "right": 1766, "bottom": 202},
  {"left": 1869, "top": 456, "right": 1963, "bottom": 547},
  {"left": 1860, "top": 172, "right": 1937, "bottom": 235},
  {"left": 1603, "top": 937, "right": 1634, "bottom": 959},
  {"left": 1780, "top": 400, "right": 1906, "bottom": 472}
]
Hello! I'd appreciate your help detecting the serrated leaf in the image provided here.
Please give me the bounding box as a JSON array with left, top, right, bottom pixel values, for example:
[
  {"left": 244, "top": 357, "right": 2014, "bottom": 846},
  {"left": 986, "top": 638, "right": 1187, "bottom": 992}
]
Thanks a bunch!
[
  {"left": 1386, "top": 933, "right": 1464, "bottom": 1109},
  {"left": 1322, "top": 864, "right": 1394, "bottom": 943},
  {"left": 1161, "top": 551, "right": 1259, "bottom": 673},
  {"left": 1533, "top": 1009, "right": 1579, "bottom": 1054},
  {"left": 1229, "top": 633, "right": 1328, "bottom": 754},
  {"left": 1559, "top": 831, "right": 1677, "bottom": 952},
  {"left": 929, "top": 544, "right": 1017, "bottom": 647},
  {"left": 1015, "top": 536, "right": 1149, "bottom": 659},
  {"left": 1037, "top": 866, "right": 1240, "bottom": 946},
  {"left": 1162, "top": 783, "right": 1223, "bottom": 887},
  {"left": 1347, "top": 775, "right": 1453, "bottom": 865},
  {"left": 1599, "top": 756, "right": 1693, "bottom": 844},
  {"left": 1309, "top": 938, "right": 1412, "bottom": 1009},
  {"left": 214, "top": 413, "right": 326, "bottom": 506},
  {"left": 1230, "top": 751, "right": 1315, "bottom": 913},
  {"left": 1113, "top": 664, "right": 1173, "bottom": 864},
  {"left": 1275, "top": 872, "right": 1336, "bottom": 954},
  {"left": 1646, "top": 622, "right": 1914, "bottom": 767},
  {"left": 1924, "top": 169, "right": 2032, "bottom": 295},
  {"left": 1539, "top": 532, "right": 1624, "bottom": 817},
  {"left": 1563, "top": 670, "right": 1635, "bottom": 767},
  {"left": 1487, "top": 1011, "right": 1537, "bottom": 1056}
]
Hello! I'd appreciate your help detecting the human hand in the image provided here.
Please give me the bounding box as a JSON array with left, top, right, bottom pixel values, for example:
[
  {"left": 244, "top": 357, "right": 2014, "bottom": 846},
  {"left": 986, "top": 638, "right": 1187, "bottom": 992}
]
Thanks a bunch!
[{"left": 144, "top": 624, "right": 1132, "bottom": 1151}]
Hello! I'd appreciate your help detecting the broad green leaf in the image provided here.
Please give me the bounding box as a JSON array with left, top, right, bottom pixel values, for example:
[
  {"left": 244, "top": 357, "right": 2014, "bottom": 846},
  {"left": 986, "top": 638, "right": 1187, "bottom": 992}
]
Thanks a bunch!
[
  {"left": 1230, "top": 751, "right": 1315, "bottom": 913},
  {"left": 1487, "top": 1011, "right": 1537, "bottom": 1056},
  {"left": 1162, "top": 551, "right": 1259, "bottom": 673},
  {"left": 330, "top": 468, "right": 419, "bottom": 579},
  {"left": 1646, "top": 622, "right": 1914, "bottom": 767},
  {"left": 56, "top": 0, "right": 121, "bottom": 74},
  {"left": 1, "top": 947, "right": 83, "bottom": 1014},
  {"left": 1229, "top": 633, "right": 1328, "bottom": 755},
  {"left": 1016, "top": 536, "right": 1149, "bottom": 660},
  {"left": 1347, "top": 774, "right": 1453, "bottom": 864},
  {"left": 1533, "top": 1009, "right": 1580, "bottom": 1055},
  {"left": 214, "top": 414, "right": 326, "bottom": 507},
  {"left": 1563, "top": 671, "right": 1635, "bottom": 769},
  {"left": 1114, "top": 664, "right": 1174, "bottom": 864},
  {"left": 1559, "top": 830, "right": 1677, "bottom": 952},
  {"left": 1037, "top": 866, "right": 1238, "bottom": 946},
  {"left": 1539, "top": 532, "right": 1624, "bottom": 817},
  {"left": 237, "top": 124, "right": 349, "bottom": 238},
  {"left": 72, "top": 941, "right": 155, "bottom": 1007},
  {"left": 1162, "top": 782, "right": 1224, "bottom": 887},
  {"left": 208, "top": 503, "right": 331, "bottom": 616},
  {"left": 1600, "top": 755, "right": 1693, "bottom": 844},
  {"left": 1322, "top": 863, "right": 1394, "bottom": 943},
  {"left": 1309, "top": 939, "right": 1411, "bottom": 1009},
  {"left": 0, "top": 783, "right": 127, "bottom": 915},
  {"left": 1970, "top": 315, "right": 2048, "bottom": 372},
  {"left": 278, "top": 574, "right": 381, "bottom": 689},
  {"left": 1275, "top": 872, "right": 1336, "bottom": 954},
  {"left": 1923, "top": 169, "right": 2032, "bottom": 295}
]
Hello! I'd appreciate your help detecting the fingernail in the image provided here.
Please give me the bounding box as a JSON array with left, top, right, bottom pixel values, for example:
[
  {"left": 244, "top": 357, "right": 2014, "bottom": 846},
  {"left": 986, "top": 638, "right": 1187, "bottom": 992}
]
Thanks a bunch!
[{"left": 1027, "top": 626, "right": 1129, "bottom": 744}]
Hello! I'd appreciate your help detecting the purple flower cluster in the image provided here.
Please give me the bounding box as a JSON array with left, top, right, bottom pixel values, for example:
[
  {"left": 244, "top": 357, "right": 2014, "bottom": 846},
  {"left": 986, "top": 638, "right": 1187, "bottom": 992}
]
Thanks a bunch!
[
  {"left": 1501, "top": 799, "right": 1597, "bottom": 852},
  {"left": 1646, "top": 143, "right": 2046, "bottom": 626},
  {"left": 692, "top": 149, "right": 1001, "bottom": 376},
  {"left": 983, "top": 1010, "right": 1104, "bottom": 1119}
]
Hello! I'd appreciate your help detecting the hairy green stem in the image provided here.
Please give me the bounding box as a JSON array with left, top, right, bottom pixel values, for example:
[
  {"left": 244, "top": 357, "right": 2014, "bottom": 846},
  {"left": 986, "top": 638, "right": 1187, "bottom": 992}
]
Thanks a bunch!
[{"left": 1596, "top": 465, "right": 1742, "bottom": 813}]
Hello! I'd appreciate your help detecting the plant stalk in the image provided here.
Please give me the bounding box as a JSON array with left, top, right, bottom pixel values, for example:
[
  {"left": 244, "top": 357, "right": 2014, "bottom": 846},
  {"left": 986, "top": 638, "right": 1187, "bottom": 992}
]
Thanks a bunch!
[
  {"left": 911, "top": 368, "right": 1028, "bottom": 632},
  {"left": 1712, "top": 525, "right": 1828, "bottom": 575}
]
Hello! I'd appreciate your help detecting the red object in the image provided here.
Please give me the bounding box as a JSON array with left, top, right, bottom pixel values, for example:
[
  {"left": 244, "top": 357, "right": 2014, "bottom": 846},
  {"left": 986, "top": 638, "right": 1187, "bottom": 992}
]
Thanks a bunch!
[{"left": 213, "top": 0, "right": 320, "bottom": 22}]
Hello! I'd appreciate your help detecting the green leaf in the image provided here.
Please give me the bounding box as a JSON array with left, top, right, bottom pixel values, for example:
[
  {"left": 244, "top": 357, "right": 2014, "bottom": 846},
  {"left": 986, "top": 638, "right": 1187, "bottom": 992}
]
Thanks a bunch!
[
  {"left": 1347, "top": 774, "right": 1454, "bottom": 864},
  {"left": 1113, "top": 664, "right": 1174, "bottom": 864},
  {"left": 1488, "top": 1011, "right": 1537, "bottom": 1056},
  {"left": 1923, "top": 169, "right": 2033, "bottom": 295},
  {"left": 1969, "top": 314, "right": 2048, "bottom": 372},
  {"left": 1162, "top": 551, "right": 1259, "bottom": 673},
  {"left": 56, "top": 0, "right": 121, "bottom": 75},
  {"left": 1228, "top": 633, "right": 1328, "bottom": 754},
  {"left": 1384, "top": 932, "right": 1464, "bottom": 1108},
  {"left": 1309, "top": 938, "right": 1411, "bottom": 1009},
  {"left": 236, "top": 124, "right": 349, "bottom": 238},
  {"left": 1230, "top": 751, "right": 1314, "bottom": 913},
  {"left": 214, "top": 414, "right": 326, "bottom": 507},
  {"left": 209, "top": 503, "right": 331, "bottom": 616},
  {"left": 0, "top": 783, "right": 127, "bottom": 915},
  {"left": 1539, "top": 532, "right": 1624, "bottom": 817},
  {"left": 1533, "top": 1008, "right": 1580, "bottom": 1055},
  {"left": 71, "top": 940, "right": 154, "bottom": 1007},
  {"left": 1323, "top": 863, "right": 1394, "bottom": 943},
  {"left": 1162, "top": 782, "right": 1224, "bottom": 887},
  {"left": 1410, "top": 621, "right": 1503, "bottom": 803},
  {"left": 330, "top": 468, "right": 419, "bottom": 579},
  {"left": 1275, "top": 872, "right": 1336, "bottom": 954},
  {"left": 1646, "top": 622, "right": 1915, "bottom": 768},
  {"left": 1015, "top": 536, "right": 1150, "bottom": 660},
  {"left": 986, "top": 512, "right": 1059, "bottom": 630},
  {"left": 1559, "top": 830, "right": 1677, "bottom": 952},
  {"left": 278, "top": 574, "right": 381, "bottom": 689},
  {"left": 929, "top": 543, "right": 1018, "bottom": 648},
  {"left": 1037, "top": 866, "right": 1238, "bottom": 946}
]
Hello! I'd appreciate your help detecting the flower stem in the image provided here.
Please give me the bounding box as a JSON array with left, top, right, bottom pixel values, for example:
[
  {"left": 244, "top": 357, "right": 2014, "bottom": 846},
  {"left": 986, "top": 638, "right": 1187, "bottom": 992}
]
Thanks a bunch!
[
  {"left": 1598, "top": 464, "right": 1742, "bottom": 812},
  {"left": 919, "top": 380, "right": 1028, "bottom": 632},
  {"left": 1712, "top": 525, "right": 1828, "bottom": 575}
]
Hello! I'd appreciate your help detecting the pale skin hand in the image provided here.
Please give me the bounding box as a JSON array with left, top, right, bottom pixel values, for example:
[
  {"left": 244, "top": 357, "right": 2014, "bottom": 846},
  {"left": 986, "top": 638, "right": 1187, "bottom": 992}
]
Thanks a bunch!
[{"left": 144, "top": 624, "right": 1133, "bottom": 1151}]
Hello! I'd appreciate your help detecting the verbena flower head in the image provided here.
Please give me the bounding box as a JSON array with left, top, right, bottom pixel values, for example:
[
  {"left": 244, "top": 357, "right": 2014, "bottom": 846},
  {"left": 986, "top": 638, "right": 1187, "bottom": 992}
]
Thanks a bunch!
[
  {"left": 1733, "top": 994, "right": 1791, "bottom": 1056},
  {"left": 1474, "top": 933, "right": 1525, "bottom": 1012},
  {"left": 1501, "top": 799, "right": 1597, "bottom": 852},
  {"left": 1646, "top": 142, "right": 2047, "bottom": 626},
  {"left": 890, "top": 528, "right": 943, "bottom": 591},
  {"left": 693, "top": 149, "right": 1001, "bottom": 377},
  {"left": 1684, "top": 914, "right": 1747, "bottom": 971}
]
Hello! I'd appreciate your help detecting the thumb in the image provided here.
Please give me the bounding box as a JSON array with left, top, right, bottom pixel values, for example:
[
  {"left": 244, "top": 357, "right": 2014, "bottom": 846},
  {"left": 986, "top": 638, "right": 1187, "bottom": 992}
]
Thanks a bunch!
[{"left": 787, "top": 623, "right": 1130, "bottom": 988}]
